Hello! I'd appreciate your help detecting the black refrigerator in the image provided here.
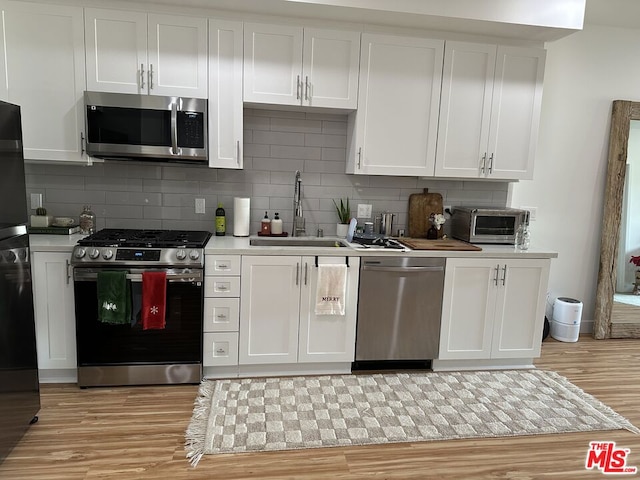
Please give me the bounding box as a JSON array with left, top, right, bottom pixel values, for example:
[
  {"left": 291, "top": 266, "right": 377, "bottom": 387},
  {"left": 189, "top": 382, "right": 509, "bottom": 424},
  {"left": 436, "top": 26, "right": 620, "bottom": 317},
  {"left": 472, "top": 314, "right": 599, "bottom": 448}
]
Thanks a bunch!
[{"left": 0, "top": 101, "right": 40, "bottom": 463}]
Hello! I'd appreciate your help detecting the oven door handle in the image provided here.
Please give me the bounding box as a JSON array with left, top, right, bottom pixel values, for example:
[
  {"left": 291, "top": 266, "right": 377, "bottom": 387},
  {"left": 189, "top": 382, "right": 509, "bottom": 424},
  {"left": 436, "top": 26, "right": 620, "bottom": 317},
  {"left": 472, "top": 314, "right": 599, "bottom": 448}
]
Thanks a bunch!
[{"left": 73, "top": 270, "right": 203, "bottom": 282}]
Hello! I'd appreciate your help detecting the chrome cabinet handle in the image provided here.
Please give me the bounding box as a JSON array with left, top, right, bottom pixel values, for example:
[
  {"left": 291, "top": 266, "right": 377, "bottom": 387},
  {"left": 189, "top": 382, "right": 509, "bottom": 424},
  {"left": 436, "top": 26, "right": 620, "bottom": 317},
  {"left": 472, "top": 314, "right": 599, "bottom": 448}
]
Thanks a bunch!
[
  {"left": 149, "top": 64, "right": 154, "bottom": 89},
  {"left": 80, "top": 132, "right": 85, "bottom": 155},
  {"left": 357, "top": 147, "right": 362, "bottom": 169},
  {"left": 296, "top": 262, "right": 300, "bottom": 285},
  {"left": 66, "top": 259, "right": 71, "bottom": 284},
  {"left": 140, "top": 63, "right": 145, "bottom": 89},
  {"left": 296, "top": 75, "right": 301, "bottom": 100},
  {"left": 493, "top": 264, "right": 499, "bottom": 286},
  {"left": 488, "top": 153, "right": 494, "bottom": 174},
  {"left": 305, "top": 75, "right": 309, "bottom": 100},
  {"left": 304, "top": 262, "right": 308, "bottom": 285},
  {"left": 236, "top": 140, "right": 241, "bottom": 165},
  {"left": 501, "top": 264, "right": 507, "bottom": 286},
  {"left": 480, "top": 153, "right": 487, "bottom": 174}
]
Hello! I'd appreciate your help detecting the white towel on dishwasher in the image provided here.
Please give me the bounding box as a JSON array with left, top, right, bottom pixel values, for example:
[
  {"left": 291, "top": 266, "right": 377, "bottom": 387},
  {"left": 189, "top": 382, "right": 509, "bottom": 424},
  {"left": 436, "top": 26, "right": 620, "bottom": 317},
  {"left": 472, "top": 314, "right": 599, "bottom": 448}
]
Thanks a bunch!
[{"left": 315, "top": 264, "right": 347, "bottom": 316}]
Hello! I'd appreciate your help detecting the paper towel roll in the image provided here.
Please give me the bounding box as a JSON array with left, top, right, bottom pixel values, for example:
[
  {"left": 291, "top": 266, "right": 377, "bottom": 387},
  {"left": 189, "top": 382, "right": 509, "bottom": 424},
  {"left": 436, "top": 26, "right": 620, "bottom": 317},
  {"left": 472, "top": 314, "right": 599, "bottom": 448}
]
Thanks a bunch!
[{"left": 233, "top": 197, "right": 250, "bottom": 237}]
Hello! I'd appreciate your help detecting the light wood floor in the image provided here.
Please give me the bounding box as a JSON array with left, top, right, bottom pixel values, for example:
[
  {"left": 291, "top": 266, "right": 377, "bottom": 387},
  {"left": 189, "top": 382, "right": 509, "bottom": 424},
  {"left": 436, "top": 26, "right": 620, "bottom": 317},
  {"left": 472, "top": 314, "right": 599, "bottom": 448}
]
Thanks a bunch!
[{"left": 1, "top": 336, "right": 639, "bottom": 479}]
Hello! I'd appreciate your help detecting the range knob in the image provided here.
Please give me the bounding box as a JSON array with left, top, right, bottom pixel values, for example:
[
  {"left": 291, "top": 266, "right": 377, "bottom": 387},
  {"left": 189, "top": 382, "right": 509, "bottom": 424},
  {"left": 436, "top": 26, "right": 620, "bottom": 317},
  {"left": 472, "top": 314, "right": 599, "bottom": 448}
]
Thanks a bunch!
[
  {"left": 102, "top": 249, "right": 114, "bottom": 260},
  {"left": 18, "top": 248, "right": 28, "bottom": 260},
  {"left": 189, "top": 249, "right": 200, "bottom": 260},
  {"left": 89, "top": 248, "right": 100, "bottom": 259},
  {"left": 176, "top": 249, "right": 187, "bottom": 260},
  {"left": 4, "top": 251, "right": 16, "bottom": 263},
  {"left": 74, "top": 248, "right": 86, "bottom": 259}
]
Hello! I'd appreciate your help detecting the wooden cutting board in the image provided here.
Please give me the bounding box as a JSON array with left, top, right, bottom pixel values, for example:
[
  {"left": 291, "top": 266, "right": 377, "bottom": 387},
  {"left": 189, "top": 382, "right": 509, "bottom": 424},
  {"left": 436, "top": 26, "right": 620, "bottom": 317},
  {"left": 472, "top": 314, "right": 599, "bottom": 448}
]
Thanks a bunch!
[
  {"left": 408, "top": 188, "right": 444, "bottom": 238},
  {"left": 397, "top": 237, "right": 482, "bottom": 251}
]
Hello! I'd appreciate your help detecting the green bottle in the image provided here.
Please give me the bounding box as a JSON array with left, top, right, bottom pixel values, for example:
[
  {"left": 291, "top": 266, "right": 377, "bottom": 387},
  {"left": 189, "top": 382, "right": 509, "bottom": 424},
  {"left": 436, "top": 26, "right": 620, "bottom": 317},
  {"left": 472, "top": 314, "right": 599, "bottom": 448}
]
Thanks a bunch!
[{"left": 215, "top": 203, "right": 226, "bottom": 236}]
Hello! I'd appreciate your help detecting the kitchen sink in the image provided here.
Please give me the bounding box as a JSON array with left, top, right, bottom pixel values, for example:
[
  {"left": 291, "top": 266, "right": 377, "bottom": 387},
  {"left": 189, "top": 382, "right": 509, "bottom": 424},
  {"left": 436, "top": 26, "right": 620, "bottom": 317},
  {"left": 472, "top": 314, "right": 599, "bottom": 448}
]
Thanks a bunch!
[{"left": 249, "top": 237, "right": 349, "bottom": 248}]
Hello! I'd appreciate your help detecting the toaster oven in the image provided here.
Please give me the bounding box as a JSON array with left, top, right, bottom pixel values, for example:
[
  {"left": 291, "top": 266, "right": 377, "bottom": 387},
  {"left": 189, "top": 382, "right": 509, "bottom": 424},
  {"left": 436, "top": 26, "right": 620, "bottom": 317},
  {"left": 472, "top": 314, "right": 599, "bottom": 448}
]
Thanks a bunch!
[{"left": 450, "top": 207, "right": 527, "bottom": 244}]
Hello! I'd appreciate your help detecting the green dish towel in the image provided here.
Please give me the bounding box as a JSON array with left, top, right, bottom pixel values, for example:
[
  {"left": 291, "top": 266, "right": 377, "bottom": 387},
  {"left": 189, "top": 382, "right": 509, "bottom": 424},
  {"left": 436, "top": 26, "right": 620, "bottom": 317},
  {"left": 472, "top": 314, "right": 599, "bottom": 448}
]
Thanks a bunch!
[{"left": 97, "top": 271, "right": 131, "bottom": 325}]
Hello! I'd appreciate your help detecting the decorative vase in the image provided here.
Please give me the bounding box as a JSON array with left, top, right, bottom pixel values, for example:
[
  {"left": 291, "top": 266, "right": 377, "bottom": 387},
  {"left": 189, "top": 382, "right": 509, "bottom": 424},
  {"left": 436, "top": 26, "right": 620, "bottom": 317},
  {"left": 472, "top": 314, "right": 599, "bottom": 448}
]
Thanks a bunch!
[
  {"left": 634, "top": 270, "right": 640, "bottom": 295},
  {"left": 336, "top": 223, "right": 349, "bottom": 238}
]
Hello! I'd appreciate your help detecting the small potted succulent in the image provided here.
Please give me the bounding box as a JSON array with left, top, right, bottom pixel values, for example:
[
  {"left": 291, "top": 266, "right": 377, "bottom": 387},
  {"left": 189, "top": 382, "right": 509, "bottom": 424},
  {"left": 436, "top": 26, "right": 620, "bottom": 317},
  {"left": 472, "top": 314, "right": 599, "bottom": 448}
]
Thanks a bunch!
[
  {"left": 333, "top": 198, "right": 351, "bottom": 237},
  {"left": 630, "top": 255, "right": 640, "bottom": 294}
]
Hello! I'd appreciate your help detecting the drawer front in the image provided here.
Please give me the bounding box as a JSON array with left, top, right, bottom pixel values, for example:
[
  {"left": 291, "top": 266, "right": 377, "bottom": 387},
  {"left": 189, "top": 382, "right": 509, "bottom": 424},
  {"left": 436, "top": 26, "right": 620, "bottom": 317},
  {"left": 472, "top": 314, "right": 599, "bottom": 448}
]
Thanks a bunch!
[
  {"left": 205, "top": 255, "right": 241, "bottom": 276},
  {"left": 204, "top": 297, "right": 239, "bottom": 332},
  {"left": 203, "top": 332, "right": 239, "bottom": 366},
  {"left": 205, "top": 276, "right": 240, "bottom": 297}
]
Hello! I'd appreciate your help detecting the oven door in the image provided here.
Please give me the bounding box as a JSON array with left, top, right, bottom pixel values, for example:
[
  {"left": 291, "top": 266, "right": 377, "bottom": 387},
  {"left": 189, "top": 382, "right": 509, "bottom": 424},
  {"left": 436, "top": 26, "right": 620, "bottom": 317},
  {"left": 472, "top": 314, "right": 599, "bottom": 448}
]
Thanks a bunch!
[{"left": 73, "top": 268, "right": 203, "bottom": 386}]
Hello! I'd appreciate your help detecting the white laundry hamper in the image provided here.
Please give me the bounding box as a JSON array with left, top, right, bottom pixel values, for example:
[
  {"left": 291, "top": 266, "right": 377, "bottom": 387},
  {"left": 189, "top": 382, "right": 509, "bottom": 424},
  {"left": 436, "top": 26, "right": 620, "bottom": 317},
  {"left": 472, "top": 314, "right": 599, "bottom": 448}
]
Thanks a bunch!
[{"left": 550, "top": 297, "right": 583, "bottom": 342}]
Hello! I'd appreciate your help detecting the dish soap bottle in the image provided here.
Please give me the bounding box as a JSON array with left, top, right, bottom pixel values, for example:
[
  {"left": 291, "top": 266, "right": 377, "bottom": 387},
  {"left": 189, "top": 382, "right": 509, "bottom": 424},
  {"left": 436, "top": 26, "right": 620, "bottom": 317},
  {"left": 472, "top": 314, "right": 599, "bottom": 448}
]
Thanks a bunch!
[
  {"left": 79, "top": 205, "right": 96, "bottom": 234},
  {"left": 215, "top": 203, "right": 226, "bottom": 236},
  {"left": 271, "top": 212, "right": 283, "bottom": 235},
  {"left": 261, "top": 211, "right": 271, "bottom": 235}
]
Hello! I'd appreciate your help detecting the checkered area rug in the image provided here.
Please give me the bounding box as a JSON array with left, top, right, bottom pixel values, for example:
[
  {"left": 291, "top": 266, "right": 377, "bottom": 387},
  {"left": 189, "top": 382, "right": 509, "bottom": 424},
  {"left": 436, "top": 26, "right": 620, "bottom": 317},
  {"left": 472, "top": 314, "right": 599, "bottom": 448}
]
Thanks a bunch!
[{"left": 185, "top": 370, "right": 639, "bottom": 465}]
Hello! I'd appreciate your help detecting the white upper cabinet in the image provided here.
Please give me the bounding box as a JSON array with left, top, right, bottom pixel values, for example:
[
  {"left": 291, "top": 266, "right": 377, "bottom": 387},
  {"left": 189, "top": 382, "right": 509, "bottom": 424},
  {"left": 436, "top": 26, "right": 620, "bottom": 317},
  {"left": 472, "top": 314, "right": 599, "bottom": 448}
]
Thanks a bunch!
[
  {"left": 347, "top": 33, "right": 444, "bottom": 176},
  {"left": 85, "top": 9, "right": 208, "bottom": 98},
  {"left": 208, "top": 19, "right": 243, "bottom": 169},
  {"left": 1, "top": 2, "right": 87, "bottom": 163},
  {"left": 243, "top": 23, "right": 360, "bottom": 109},
  {"left": 435, "top": 41, "right": 545, "bottom": 180}
]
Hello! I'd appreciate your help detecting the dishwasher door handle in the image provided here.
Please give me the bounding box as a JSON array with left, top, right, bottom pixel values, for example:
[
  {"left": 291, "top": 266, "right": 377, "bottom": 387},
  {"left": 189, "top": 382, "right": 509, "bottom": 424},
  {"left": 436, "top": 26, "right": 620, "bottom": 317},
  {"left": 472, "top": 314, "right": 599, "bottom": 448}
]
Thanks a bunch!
[{"left": 361, "top": 265, "right": 444, "bottom": 273}]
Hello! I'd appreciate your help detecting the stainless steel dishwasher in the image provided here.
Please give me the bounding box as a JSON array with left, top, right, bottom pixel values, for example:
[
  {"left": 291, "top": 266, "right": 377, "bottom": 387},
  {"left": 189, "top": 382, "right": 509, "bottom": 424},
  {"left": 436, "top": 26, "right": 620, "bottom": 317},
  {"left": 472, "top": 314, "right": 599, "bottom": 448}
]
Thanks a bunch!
[{"left": 355, "top": 257, "right": 445, "bottom": 364}]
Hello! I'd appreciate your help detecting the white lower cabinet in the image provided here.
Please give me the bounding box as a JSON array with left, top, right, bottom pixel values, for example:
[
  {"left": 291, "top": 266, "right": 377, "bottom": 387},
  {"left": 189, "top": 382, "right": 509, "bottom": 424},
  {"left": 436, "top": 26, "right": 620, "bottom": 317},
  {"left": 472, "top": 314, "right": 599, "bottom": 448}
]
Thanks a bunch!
[
  {"left": 438, "top": 258, "right": 550, "bottom": 361},
  {"left": 239, "top": 255, "right": 359, "bottom": 365},
  {"left": 203, "top": 255, "right": 241, "bottom": 367},
  {"left": 31, "top": 251, "right": 77, "bottom": 374}
]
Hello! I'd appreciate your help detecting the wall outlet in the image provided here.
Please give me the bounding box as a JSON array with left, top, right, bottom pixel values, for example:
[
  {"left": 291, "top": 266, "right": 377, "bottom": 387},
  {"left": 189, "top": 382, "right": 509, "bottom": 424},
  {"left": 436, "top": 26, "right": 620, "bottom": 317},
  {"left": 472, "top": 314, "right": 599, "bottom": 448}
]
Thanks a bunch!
[
  {"left": 30, "top": 193, "right": 43, "bottom": 209},
  {"left": 357, "top": 204, "right": 372, "bottom": 218},
  {"left": 522, "top": 206, "right": 537, "bottom": 221},
  {"left": 195, "top": 198, "right": 206, "bottom": 214}
]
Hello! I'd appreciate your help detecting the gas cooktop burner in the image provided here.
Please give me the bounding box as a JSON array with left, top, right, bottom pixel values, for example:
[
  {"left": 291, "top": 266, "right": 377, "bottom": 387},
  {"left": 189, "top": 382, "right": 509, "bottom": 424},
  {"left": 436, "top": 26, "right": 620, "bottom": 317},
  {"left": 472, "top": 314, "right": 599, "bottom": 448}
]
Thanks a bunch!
[{"left": 78, "top": 229, "right": 212, "bottom": 248}]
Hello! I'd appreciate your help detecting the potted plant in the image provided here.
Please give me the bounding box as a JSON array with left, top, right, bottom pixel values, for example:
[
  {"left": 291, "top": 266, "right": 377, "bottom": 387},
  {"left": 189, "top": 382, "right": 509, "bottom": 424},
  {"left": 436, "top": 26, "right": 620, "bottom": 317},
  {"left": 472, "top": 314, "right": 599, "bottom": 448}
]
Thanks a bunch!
[
  {"left": 630, "top": 255, "right": 640, "bottom": 294},
  {"left": 333, "top": 198, "right": 351, "bottom": 237}
]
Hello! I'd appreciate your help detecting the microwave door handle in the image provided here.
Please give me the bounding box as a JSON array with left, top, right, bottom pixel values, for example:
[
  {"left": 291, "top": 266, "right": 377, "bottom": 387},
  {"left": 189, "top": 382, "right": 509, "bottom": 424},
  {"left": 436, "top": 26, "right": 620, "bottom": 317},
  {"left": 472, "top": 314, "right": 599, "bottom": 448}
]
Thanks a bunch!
[{"left": 170, "top": 101, "right": 179, "bottom": 155}]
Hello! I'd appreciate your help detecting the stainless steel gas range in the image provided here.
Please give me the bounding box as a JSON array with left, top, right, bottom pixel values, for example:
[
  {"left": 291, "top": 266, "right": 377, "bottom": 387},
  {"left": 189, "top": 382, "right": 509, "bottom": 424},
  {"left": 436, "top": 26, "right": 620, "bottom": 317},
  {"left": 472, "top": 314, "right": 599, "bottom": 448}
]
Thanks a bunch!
[{"left": 70, "top": 229, "right": 211, "bottom": 387}]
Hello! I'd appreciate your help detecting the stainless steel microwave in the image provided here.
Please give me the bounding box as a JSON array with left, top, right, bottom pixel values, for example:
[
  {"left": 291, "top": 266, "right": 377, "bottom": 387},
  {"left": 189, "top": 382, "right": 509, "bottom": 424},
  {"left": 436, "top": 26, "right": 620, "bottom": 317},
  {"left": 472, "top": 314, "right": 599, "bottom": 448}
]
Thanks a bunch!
[
  {"left": 84, "top": 91, "right": 207, "bottom": 163},
  {"left": 450, "top": 207, "right": 527, "bottom": 244}
]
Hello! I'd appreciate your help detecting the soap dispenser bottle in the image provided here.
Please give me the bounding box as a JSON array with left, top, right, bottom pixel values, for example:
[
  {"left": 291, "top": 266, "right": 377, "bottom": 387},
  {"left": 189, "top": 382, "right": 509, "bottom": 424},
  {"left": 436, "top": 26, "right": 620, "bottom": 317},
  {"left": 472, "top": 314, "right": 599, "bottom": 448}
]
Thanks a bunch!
[
  {"left": 261, "top": 211, "right": 271, "bottom": 235},
  {"left": 271, "top": 212, "right": 283, "bottom": 235}
]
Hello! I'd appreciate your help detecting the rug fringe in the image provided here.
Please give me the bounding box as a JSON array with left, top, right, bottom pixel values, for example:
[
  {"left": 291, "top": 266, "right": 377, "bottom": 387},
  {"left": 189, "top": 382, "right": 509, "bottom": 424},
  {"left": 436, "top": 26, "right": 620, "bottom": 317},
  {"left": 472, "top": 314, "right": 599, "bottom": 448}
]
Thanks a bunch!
[
  {"left": 538, "top": 370, "right": 640, "bottom": 435},
  {"left": 185, "top": 379, "right": 217, "bottom": 467}
]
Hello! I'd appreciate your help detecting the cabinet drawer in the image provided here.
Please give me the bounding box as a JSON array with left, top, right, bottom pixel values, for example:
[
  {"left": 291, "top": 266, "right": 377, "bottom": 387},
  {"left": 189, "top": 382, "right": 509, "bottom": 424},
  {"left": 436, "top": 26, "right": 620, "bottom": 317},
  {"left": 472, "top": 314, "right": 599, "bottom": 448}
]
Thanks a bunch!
[
  {"left": 205, "top": 255, "right": 241, "bottom": 275},
  {"left": 205, "top": 276, "right": 240, "bottom": 297},
  {"left": 203, "top": 332, "right": 239, "bottom": 366},
  {"left": 204, "top": 297, "right": 239, "bottom": 332}
]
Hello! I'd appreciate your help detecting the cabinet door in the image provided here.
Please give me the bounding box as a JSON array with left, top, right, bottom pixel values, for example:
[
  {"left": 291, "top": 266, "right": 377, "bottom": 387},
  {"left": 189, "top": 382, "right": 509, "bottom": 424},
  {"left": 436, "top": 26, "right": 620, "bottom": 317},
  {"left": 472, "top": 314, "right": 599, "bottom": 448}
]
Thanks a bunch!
[
  {"left": 439, "top": 258, "right": 497, "bottom": 360},
  {"left": 243, "top": 23, "right": 303, "bottom": 105},
  {"left": 84, "top": 9, "right": 148, "bottom": 94},
  {"left": 147, "top": 14, "right": 208, "bottom": 98},
  {"left": 491, "top": 259, "right": 550, "bottom": 358},
  {"left": 487, "top": 46, "right": 545, "bottom": 180},
  {"left": 31, "top": 252, "right": 76, "bottom": 370},
  {"left": 239, "top": 256, "right": 301, "bottom": 364},
  {"left": 349, "top": 33, "right": 443, "bottom": 176},
  {"left": 302, "top": 28, "right": 360, "bottom": 109},
  {"left": 2, "top": 2, "right": 86, "bottom": 163},
  {"left": 298, "top": 256, "right": 359, "bottom": 363},
  {"left": 209, "top": 19, "right": 243, "bottom": 169},
  {"left": 435, "top": 41, "right": 496, "bottom": 178}
]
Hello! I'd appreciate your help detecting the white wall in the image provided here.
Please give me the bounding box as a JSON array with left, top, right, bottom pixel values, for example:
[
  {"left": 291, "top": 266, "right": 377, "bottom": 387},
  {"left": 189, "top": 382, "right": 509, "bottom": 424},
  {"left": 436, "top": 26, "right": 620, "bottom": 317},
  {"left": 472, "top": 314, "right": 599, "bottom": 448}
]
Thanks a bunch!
[{"left": 511, "top": 23, "right": 640, "bottom": 329}]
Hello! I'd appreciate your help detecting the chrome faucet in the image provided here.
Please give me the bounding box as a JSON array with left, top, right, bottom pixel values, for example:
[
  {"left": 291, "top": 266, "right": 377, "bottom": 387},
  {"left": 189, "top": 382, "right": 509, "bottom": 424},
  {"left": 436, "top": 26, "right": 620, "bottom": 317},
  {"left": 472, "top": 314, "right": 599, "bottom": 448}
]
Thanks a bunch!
[{"left": 293, "top": 170, "right": 306, "bottom": 236}]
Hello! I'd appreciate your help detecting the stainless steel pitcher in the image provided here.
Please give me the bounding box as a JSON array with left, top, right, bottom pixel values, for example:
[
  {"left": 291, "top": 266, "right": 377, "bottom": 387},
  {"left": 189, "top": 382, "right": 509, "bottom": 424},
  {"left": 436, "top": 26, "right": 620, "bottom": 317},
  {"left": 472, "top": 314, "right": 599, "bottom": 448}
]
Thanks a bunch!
[{"left": 380, "top": 212, "right": 395, "bottom": 237}]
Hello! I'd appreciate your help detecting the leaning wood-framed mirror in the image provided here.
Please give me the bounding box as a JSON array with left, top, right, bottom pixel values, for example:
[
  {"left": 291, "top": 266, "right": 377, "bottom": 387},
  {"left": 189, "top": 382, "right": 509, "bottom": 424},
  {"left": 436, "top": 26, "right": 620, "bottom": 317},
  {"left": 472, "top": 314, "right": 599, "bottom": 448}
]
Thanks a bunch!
[{"left": 594, "top": 100, "right": 640, "bottom": 339}]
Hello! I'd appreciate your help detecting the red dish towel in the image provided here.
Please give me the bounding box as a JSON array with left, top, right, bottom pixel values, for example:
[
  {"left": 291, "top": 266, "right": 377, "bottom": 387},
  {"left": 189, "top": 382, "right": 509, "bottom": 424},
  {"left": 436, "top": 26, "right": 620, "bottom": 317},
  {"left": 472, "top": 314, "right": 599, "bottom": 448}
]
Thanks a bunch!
[{"left": 142, "top": 271, "right": 167, "bottom": 330}]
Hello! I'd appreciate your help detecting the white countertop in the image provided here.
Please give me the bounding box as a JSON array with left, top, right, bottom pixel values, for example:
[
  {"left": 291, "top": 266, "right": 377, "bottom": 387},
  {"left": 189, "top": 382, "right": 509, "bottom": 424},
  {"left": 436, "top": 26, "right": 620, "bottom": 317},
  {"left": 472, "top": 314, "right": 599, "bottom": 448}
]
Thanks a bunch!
[
  {"left": 29, "top": 233, "right": 87, "bottom": 252},
  {"left": 204, "top": 235, "right": 558, "bottom": 259}
]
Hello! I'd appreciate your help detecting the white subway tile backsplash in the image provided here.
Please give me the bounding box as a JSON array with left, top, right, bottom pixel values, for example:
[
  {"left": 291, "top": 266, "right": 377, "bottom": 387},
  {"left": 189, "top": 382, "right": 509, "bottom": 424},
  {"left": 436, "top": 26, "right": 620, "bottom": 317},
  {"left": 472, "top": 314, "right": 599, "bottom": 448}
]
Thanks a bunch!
[{"left": 25, "top": 110, "right": 509, "bottom": 233}]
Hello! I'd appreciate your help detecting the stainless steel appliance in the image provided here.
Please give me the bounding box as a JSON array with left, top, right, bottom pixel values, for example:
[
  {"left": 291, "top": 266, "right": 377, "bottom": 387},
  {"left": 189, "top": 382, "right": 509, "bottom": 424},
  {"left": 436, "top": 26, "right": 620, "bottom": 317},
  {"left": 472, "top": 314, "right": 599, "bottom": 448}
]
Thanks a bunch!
[
  {"left": 450, "top": 206, "right": 527, "bottom": 244},
  {"left": 71, "top": 229, "right": 211, "bottom": 387},
  {"left": 354, "top": 257, "right": 445, "bottom": 365},
  {"left": 0, "top": 101, "right": 40, "bottom": 463},
  {"left": 84, "top": 91, "right": 207, "bottom": 163}
]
